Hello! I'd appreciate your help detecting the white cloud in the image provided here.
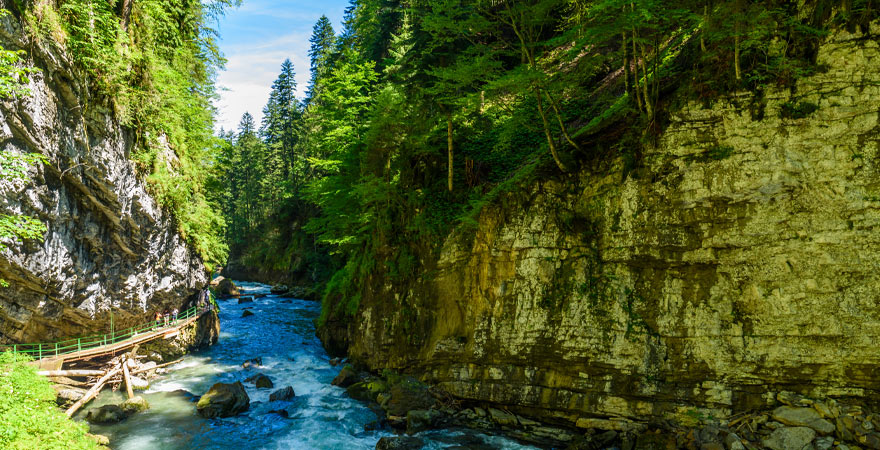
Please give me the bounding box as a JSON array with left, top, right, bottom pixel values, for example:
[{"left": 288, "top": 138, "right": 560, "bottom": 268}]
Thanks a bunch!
[{"left": 214, "top": 32, "right": 313, "bottom": 132}]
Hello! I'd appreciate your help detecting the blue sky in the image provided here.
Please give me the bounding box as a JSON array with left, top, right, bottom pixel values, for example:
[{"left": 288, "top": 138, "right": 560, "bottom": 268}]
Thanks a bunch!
[{"left": 213, "top": 0, "right": 350, "bottom": 132}]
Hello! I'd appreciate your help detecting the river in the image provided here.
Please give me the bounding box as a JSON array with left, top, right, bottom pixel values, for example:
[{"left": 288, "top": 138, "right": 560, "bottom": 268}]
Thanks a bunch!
[{"left": 80, "top": 282, "right": 537, "bottom": 450}]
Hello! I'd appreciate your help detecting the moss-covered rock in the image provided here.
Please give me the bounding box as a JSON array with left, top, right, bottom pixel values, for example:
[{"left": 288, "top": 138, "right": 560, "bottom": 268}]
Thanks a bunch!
[
  {"left": 196, "top": 382, "right": 250, "bottom": 418},
  {"left": 346, "top": 379, "right": 388, "bottom": 403},
  {"left": 120, "top": 396, "right": 150, "bottom": 415}
]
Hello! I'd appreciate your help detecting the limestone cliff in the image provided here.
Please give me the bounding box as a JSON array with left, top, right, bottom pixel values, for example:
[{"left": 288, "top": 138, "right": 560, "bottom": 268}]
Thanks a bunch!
[
  {"left": 0, "top": 14, "right": 207, "bottom": 343},
  {"left": 322, "top": 26, "right": 880, "bottom": 428}
]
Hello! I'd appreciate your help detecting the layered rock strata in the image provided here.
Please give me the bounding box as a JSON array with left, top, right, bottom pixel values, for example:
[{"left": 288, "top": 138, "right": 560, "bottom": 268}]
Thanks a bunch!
[{"left": 323, "top": 26, "right": 880, "bottom": 428}]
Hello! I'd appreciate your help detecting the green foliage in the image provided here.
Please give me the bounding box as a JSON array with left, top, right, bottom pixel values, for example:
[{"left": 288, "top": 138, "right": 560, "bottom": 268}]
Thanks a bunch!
[
  {"left": 210, "top": 0, "right": 877, "bottom": 335},
  {"left": 0, "top": 352, "right": 101, "bottom": 450}
]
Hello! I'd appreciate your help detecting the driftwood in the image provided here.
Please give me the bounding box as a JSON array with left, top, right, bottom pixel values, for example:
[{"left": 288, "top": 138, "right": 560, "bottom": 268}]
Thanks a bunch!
[
  {"left": 131, "top": 358, "right": 183, "bottom": 375},
  {"left": 65, "top": 366, "right": 122, "bottom": 417},
  {"left": 122, "top": 357, "right": 134, "bottom": 399},
  {"left": 38, "top": 369, "right": 104, "bottom": 377}
]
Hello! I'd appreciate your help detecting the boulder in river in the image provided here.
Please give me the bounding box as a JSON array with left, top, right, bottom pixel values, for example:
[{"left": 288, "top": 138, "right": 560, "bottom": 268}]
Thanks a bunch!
[
  {"left": 196, "top": 381, "right": 250, "bottom": 418},
  {"left": 129, "top": 376, "right": 150, "bottom": 390},
  {"left": 242, "top": 357, "right": 263, "bottom": 368},
  {"left": 375, "top": 436, "right": 425, "bottom": 450},
  {"left": 244, "top": 373, "right": 274, "bottom": 389},
  {"left": 332, "top": 366, "right": 360, "bottom": 388},
  {"left": 121, "top": 396, "right": 150, "bottom": 414},
  {"left": 216, "top": 278, "right": 240, "bottom": 297},
  {"left": 241, "top": 310, "right": 255, "bottom": 318},
  {"left": 86, "top": 405, "right": 127, "bottom": 424},
  {"left": 238, "top": 296, "right": 254, "bottom": 304},
  {"left": 346, "top": 379, "right": 388, "bottom": 402},
  {"left": 270, "top": 284, "right": 288, "bottom": 294},
  {"left": 269, "top": 386, "right": 295, "bottom": 402}
]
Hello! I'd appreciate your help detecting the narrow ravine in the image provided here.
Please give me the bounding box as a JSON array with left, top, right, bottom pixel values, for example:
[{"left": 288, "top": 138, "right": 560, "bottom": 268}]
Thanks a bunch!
[{"left": 78, "top": 282, "right": 535, "bottom": 449}]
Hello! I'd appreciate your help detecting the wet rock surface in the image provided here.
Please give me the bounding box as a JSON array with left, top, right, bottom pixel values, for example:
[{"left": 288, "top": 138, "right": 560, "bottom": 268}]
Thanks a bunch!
[{"left": 196, "top": 381, "right": 250, "bottom": 418}]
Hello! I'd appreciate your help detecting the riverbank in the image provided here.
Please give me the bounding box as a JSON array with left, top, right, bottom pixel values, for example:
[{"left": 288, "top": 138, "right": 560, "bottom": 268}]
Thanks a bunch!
[{"left": 75, "top": 282, "right": 532, "bottom": 449}]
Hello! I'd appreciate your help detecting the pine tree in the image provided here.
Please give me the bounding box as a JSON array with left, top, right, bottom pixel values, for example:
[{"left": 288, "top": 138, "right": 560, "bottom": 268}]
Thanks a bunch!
[
  {"left": 261, "top": 59, "right": 302, "bottom": 183},
  {"left": 306, "top": 15, "right": 337, "bottom": 103}
]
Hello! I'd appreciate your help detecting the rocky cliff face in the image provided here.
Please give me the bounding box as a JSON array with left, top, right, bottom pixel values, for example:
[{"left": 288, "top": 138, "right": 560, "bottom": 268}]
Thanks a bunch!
[
  {"left": 0, "top": 16, "right": 207, "bottom": 343},
  {"left": 323, "top": 26, "right": 880, "bottom": 428}
]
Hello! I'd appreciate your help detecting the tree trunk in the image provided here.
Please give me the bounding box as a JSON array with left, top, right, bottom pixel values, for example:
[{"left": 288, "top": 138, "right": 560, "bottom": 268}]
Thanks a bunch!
[
  {"left": 545, "top": 90, "right": 581, "bottom": 151},
  {"left": 631, "top": 30, "right": 644, "bottom": 113},
  {"left": 120, "top": 0, "right": 133, "bottom": 31},
  {"left": 65, "top": 366, "right": 122, "bottom": 417},
  {"left": 701, "top": 4, "right": 708, "bottom": 53},
  {"left": 535, "top": 87, "right": 567, "bottom": 172},
  {"left": 38, "top": 370, "right": 104, "bottom": 377},
  {"left": 122, "top": 357, "right": 134, "bottom": 399},
  {"left": 622, "top": 31, "right": 630, "bottom": 96},
  {"left": 447, "top": 114, "right": 453, "bottom": 192},
  {"left": 734, "top": 0, "right": 743, "bottom": 81}
]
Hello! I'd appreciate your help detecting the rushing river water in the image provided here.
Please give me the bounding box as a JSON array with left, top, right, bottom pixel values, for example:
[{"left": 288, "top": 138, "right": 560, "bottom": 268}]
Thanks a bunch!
[{"left": 80, "top": 282, "right": 536, "bottom": 450}]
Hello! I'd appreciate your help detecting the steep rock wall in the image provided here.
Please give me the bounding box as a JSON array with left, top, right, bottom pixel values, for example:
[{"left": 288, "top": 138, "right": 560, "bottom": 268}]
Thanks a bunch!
[
  {"left": 324, "top": 27, "right": 880, "bottom": 427},
  {"left": 0, "top": 15, "right": 207, "bottom": 343}
]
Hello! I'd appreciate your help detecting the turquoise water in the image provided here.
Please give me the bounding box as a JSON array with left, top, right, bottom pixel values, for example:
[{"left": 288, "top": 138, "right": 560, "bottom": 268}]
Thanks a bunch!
[{"left": 81, "top": 282, "right": 536, "bottom": 450}]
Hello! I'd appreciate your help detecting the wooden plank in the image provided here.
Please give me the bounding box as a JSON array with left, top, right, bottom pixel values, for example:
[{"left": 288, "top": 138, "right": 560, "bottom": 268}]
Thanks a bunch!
[{"left": 65, "top": 365, "right": 122, "bottom": 417}]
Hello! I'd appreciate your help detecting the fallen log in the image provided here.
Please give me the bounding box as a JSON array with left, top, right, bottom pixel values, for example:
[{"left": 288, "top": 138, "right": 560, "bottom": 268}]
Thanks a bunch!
[
  {"left": 65, "top": 366, "right": 122, "bottom": 418},
  {"left": 122, "top": 357, "right": 134, "bottom": 399},
  {"left": 131, "top": 358, "right": 183, "bottom": 375},
  {"left": 38, "top": 370, "right": 104, "bottom": 377}
]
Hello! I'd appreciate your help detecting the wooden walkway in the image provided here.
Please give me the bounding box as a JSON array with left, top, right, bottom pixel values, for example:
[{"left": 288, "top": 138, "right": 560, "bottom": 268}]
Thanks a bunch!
[
  {"left": 44, "top": 310, "right": 207, "bottom": 366},
  {"left": 1, "top": 305, "right": 214, "bottom": 371}
]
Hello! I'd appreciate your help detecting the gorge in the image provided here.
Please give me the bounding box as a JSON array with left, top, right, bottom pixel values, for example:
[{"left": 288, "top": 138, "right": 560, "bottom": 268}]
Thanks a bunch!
[{"left": 2, "top": 1, "right": 880, "bottom": 450}]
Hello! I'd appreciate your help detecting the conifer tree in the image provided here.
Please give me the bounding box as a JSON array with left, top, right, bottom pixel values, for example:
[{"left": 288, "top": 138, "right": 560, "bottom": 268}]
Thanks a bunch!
[{"left": 306, "top": 15, "right": 337, "bottom": 103}]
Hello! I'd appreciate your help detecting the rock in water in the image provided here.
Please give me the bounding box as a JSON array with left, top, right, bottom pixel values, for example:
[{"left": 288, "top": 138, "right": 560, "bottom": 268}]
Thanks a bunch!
[
  {"left": 217, "top": 278, "right": 240, "bottom": 297},
  {"left": 238, "top": 296, "right": 254, "bottom": 304},
  {"left": 86, "top": 405, "right": 127, "bottom": 424},
  {"left": 256, "top": 375, "right": 274, "bottom": 389},
  {"left": 270, "top": 284, "right": 288, "bottom": 294},
  {"left": 332, "top": 366, "right": 359, "bottom": 388},
  {"left": 375, "top": 436, "right": 424, "bottom": 450},
  {"left": 269, "top": 386, "right": 295, "bottom": 402},
  {"left": 242, "top": 357, "right": 262, "bottom": 368},
  {"left": 129, "top": 376, "right": 150, "bottom": 391},
  {"left": 196, "top": 382, "right": 250, "bottom": 418},
  {"left": 120, "top": 396, "right": 150, "bottom": 414},
  {"left": 241, "top": 310, "right": 255, "bottom": 318},
  {"left": 244, "top": 373, "right": 274, "bottom": 389}
]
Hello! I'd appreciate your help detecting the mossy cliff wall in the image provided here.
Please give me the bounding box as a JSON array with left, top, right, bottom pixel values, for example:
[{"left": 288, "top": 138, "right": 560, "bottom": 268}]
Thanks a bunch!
[
  {"left": 321, "top": 27, "right": 880, "bottom": 427},
  {"left": 0, "top": 12, "right": 207, "bottom": 344}
]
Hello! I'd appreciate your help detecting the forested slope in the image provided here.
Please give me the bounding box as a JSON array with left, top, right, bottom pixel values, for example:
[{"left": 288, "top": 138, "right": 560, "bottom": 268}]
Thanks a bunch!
[{"left": 213, "top": 0, "right": 880, "bottom": 434}]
